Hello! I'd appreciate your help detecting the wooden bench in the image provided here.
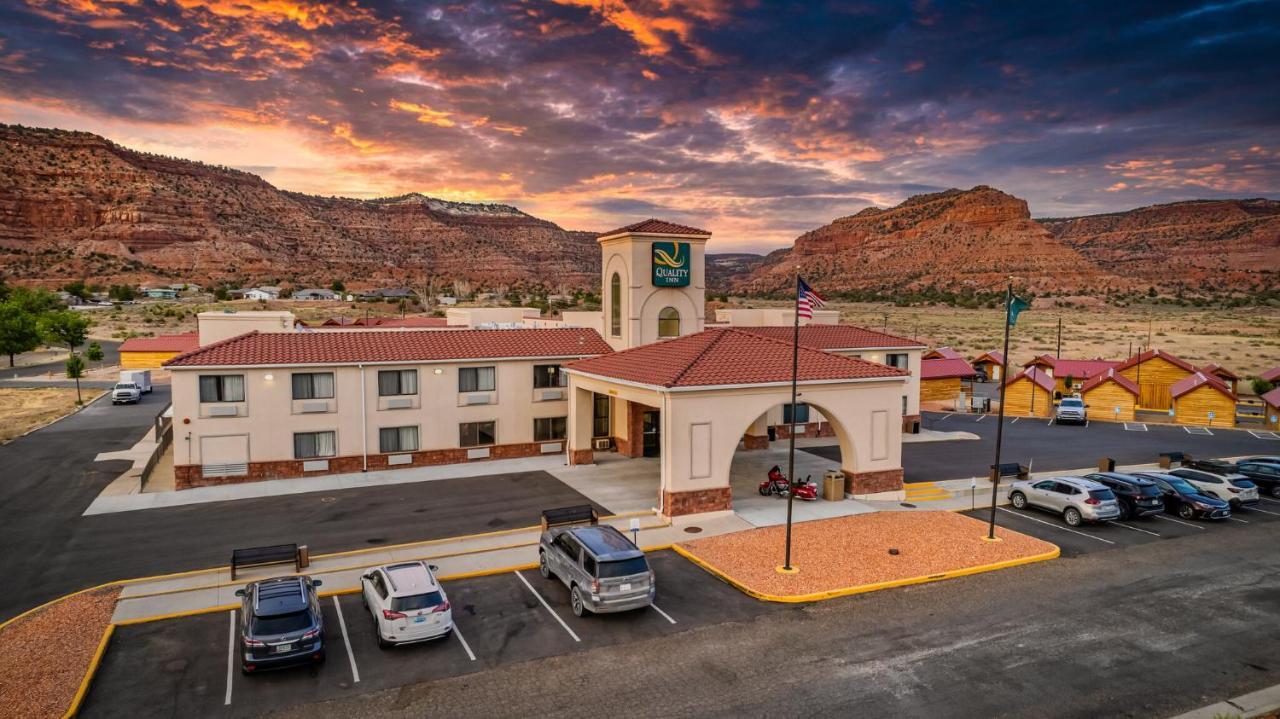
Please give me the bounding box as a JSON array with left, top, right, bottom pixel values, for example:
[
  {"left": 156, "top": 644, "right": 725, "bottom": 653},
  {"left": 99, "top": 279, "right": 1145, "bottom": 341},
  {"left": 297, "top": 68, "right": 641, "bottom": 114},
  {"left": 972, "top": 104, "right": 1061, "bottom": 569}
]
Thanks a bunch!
[
  {"left": 231, "top": 543, "right": 300, "bottom": 580},
  {"left": 1158, "top": 451, "right": 1191, "bottom": 469},
  {"left": 541, "top": 505, "right": 598, "bottom": 531}
]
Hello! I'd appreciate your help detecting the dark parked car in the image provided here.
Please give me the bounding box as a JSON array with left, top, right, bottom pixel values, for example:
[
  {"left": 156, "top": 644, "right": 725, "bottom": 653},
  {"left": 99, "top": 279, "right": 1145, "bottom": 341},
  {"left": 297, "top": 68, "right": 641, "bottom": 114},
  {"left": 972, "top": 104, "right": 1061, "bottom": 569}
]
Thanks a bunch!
[
  {"left": 1135, "top": 472, "right": 1231, "bottom": 520},
  {"left": 235, "top": 576, "right": 325, "bottom": 673},
  {"left": 1083, "top": 472, "right": 1165, "bottom": 520},
  {"left": 1234, "top": 460, "right": 1280, "bottom": 499}
]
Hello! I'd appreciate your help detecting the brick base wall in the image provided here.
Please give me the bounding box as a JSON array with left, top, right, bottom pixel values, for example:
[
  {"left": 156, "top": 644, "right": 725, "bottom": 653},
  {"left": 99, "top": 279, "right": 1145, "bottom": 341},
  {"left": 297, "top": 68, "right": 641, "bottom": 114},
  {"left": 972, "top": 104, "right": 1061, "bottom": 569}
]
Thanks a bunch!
[
  {"left": 843, "top": 468, "right": 905, "bottom": 495},
  {"left": 568, "top": 448, "right": 594, "bottom": 466},
  {"left": 662, "top": 487, "right": 732, "bottom": 516},
  {"left": 902, "top": 414, "right": 921, "bottom": 433},
  {"left": 742, "top": 434, "right": 770, "bottom": 450},
  {"left": 774, "top": 422, "right": 835, "bottom": 439},
  {"left": 175, "top": 441, "right": 559, "bottom": 489}
]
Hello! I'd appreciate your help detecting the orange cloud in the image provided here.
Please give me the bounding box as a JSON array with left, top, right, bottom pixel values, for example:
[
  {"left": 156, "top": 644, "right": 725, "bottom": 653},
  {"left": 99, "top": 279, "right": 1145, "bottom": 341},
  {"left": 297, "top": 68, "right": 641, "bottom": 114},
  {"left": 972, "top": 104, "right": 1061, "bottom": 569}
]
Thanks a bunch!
[{"left": 389, "top": 99, "right": 456, "bottom": 128}]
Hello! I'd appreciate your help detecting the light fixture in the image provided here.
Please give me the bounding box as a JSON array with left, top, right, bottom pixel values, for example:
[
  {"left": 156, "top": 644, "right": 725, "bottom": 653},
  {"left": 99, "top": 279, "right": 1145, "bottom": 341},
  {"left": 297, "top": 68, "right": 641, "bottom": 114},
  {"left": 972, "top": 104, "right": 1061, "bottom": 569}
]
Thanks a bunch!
[
  {"left": 433, "top": 368, "right": 443, "bottom": 375},
  {"left": 264, "top": 373, "right": 274, "bottom": 381}
]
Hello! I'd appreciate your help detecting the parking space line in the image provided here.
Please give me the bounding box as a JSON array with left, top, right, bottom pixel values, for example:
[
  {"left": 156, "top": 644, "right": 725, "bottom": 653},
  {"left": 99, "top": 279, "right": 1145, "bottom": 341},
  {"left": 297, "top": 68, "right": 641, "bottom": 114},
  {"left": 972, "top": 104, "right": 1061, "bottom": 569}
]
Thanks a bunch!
[
  {"left": 650, "top": 603, "right": 677, "bottom": 625},
  {"left": 224, "top": 610, "right": 235, "bottom": 706},
  {"left": 975, "top": 414, "right": 987, "bottom": 422},
  {"left": 937, "top": 414, "right": 950, "bottom": 421},
  {"left": 332, "top": 596, "right": 360, "bottom": 684},
  {"left": 453, "top": 624, "right": 477, "bottom": 661},
  {"left": 1243, "top": 505, "right": 1280, "bottom": 516},
  {"left": 514, "top": 571, "right": 581, "bottom": 642},
  {"left": 1011, "top": 417, "right": 1019, "bottom": 423},
  {"left": 1260, "top": 497, "right": 1280, "bottom": 505},
  {"left": 1112, "top": 521, "right": 1160, "bottom": 537},
  {"left": 997, "top": 508, "right": 1115, "bottom": 544},
  {"left": 1227, "top": 516, "right": 1250, "bottom": 524},
  {"left": 1153, "top": 514, "right": 1204, "bottom": 530},
  {"left": 1124, "top": 422, "right": 1148, "bottom": 432}
]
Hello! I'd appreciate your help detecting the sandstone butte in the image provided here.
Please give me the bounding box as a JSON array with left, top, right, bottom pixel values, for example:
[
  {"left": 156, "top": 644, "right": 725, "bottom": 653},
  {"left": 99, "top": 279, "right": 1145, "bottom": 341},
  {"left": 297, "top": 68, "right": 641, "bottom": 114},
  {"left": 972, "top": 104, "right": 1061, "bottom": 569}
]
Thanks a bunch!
[{"left": 1, "top": 124, "right": 1276, "bottom": 296}]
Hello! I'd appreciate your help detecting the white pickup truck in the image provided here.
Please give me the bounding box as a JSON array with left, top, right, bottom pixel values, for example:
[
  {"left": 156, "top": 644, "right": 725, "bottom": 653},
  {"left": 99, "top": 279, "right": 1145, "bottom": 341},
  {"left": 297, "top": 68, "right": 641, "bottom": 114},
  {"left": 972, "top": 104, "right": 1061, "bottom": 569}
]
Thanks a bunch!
[{"left": 112, "top": 381, "right": 142, "bottom": 404}]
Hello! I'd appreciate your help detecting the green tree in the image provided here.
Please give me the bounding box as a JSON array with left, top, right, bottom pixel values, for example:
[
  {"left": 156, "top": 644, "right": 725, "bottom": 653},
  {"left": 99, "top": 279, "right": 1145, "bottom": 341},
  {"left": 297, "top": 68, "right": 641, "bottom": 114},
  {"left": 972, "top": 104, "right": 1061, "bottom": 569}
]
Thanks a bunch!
[
  {"left": 7, "top": 286, "right": 60, "bottom": 314},
  {"left": 1253, "top": 377, "right": 1275, "bottom": 396},
  {"left": 65, "top": 353, "right": 85, "bottom": 404},
  {"left": 214, "top": 286, "right": 230, "bottom": 301},
  {"left": 40, "top": 310, "right": 90, "bottom": 353},
  {"left": 86, "top": 340, "right": 104, "bottom": 363},
  {"left": 62, "top": 280, "right": 89, "bottom": 301},
  {"left": 0, "top": 301, "right": 42, "bottom": 367},
  {"left": 108, "top": 284, "right": 136, "bottom": 302},
  {"left": 330, "top": 280, "right": 345, "bottom": 293}
]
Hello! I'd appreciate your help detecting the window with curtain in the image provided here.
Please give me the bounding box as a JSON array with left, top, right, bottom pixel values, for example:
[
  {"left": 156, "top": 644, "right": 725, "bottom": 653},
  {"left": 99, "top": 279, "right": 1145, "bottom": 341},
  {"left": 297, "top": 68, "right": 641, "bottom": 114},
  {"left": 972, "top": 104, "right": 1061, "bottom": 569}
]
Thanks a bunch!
[
  {"left": 291, "top": 372, "right": 334, "bottom": 400},
  {"left": 657, "top": 307, "right": 680, "bottom": 338},
  {"left": 886, "top": 353, "right": 909, "bottom": 370},
  {"left": 593, "top": 394, "right": 610, "bottom": 438},
  {"left": 534, "top": 416, "right": 567, "bottom": 441},
  {"left": 294, "top": 431, "right": 336, "bottom": 459},
  {"left": 533, "top": 365, "right": 566, "bottom": 389},
  {"left": 378, "top": 369, "right": 418, "bottom": 396},
  {"left": 609, "top": 272, "right": 621, "bottom": 336},
  {"left": 379, "top": 426, "right": 419, "bottom": 453},
  {"left": 783, "top": 403, "right": 810, "bottom": 424},
  {"left": 459, "top": 366, "right": 496, "bottom": 392},
  {"left": 199, "top": 374, "right": 245, "bottom": 403},
  {"left": 459, "top": 421, "right": 496, "bottom": 447}
]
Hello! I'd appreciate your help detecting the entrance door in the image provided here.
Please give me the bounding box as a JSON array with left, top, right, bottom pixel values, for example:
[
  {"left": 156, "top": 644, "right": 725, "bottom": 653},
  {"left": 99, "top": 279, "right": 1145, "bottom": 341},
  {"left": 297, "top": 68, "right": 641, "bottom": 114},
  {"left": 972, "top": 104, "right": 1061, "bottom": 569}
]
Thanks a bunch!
[{"left": 642, "top": 410, "right": 661, "bottom": 458}]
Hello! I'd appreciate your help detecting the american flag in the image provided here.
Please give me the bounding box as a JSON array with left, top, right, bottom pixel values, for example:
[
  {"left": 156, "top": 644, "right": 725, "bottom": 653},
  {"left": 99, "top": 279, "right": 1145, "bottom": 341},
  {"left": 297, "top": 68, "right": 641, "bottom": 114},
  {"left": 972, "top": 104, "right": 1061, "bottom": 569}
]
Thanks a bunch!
[{"left": 797, "top": 277, "right": 825, "bottom": 319}]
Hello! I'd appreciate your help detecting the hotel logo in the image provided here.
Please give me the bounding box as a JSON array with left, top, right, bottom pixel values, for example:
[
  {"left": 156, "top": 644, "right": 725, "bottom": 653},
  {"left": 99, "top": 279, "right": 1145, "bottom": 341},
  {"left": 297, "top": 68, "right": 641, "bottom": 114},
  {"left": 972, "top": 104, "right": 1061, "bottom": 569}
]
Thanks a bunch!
[{"left": 651, "top": 241, "right": 691, "bottom": 287}]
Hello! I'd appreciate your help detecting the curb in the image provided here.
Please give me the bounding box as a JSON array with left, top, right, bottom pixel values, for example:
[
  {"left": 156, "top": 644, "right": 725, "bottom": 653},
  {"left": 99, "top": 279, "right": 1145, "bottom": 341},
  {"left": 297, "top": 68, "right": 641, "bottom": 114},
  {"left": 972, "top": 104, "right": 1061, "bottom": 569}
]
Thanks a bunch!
[
  {"left": 671, "top": 543, "right": 1061, "bottom": 603},
  {"left": 61, "top": 622, "right": 114, "bottom": 718}
]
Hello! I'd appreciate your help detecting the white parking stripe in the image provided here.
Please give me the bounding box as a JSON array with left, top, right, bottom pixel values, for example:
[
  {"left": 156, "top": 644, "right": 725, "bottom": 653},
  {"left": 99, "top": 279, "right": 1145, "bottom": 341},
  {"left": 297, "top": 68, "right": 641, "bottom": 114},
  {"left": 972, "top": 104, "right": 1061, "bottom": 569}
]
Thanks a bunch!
[
  {"left": 1112, "top": 521, "right": 1160, "bottom": 537},
  {"left": 1260, "top": 497, "right": 1280, "bottom": 505},
  {"left": 514, "top": 571, "right": 581, "bottom": 642},
  {"left": 650, "top": 603, "right": 677, "bottom": 625},
  {"left": 1242, "top": 505, "right": 1280, "bottom": 517},
  {"left": 224, "top": 610, "right": 235, "bottom": 706},
  {"left": 453, "top": 624, "right": 477, "bottom": 661},
  {"left": 1153, "top": 514, "right": 1204, "bottom": 530},
  {"left": 1228, "top": 516, "right": 1250, "bottom": 524},
  {"left": 332, "top": 596, "right": 360, "bottom": 684},
  {"left": 937, "top": 414, "right": 950, "bottom": 421},
  {"left": 975, "top": 414, "right": 987, "bottom": 422},
  {"left": 997, "top": 507, "right": 1115, "bottom": 544},
  {"left": 1011, "top": 416, "right": 1019, "bottom": 423}
]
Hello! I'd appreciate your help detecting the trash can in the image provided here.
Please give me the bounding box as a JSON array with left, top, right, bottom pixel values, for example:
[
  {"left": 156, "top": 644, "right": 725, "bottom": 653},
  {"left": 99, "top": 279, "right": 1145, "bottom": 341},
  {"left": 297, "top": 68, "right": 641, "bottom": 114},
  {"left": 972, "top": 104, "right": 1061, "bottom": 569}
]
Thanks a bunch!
[
  {"left": 823, "top": 470, "right": 844, "bottom": 501},
  {"left": 1098, "top": 457, "right": 1116, "bottom": 472},
  {"left": 297, "top": 545, "right": 310, "bottom": 569}
]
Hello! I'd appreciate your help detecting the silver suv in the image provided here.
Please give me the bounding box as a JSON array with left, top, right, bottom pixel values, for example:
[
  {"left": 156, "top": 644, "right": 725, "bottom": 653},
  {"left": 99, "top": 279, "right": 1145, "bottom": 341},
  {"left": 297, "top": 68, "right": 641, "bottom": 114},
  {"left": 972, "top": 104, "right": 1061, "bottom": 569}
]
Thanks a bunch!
[
  {"left": 1054, "top": 396, "right": 1087, "bottom": 425},
  {"left": 538, "top": 509, "right": 654, "bottom": 617},
  {"left": 1008, "top": 476, "right": 1121, "bottom": 526}
]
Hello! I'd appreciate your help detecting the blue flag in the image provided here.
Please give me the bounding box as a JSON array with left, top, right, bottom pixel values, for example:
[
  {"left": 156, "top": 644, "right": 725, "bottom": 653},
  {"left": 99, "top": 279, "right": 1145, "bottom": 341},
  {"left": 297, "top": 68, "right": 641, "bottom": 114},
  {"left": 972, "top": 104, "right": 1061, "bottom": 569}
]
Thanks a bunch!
[{"left": 1006, "top": 293, "right": 1030, "bottom": 326}]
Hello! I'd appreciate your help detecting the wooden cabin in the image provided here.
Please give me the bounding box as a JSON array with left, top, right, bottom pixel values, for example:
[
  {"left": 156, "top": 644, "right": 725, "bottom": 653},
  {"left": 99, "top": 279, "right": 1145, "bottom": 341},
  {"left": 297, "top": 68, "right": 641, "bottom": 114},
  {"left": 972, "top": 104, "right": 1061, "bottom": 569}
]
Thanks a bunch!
[
  {"left": 1199, "top": 363, "right": 1240, "bottom": 394},
  {"left": 1171, "top": 372, "right": 1237, "bottom": 427},
  {"left": 1002, "top": 367, "right": 1054, "bottom": 417},
  {"left": 972, "top": 350, "right": 1006, "bottom": 382},
  {"left": 920, "top": 356, "right": 977, "bottom": 404},
  {"left": 1079, "top": 368, "right": 1138, "bottom": 422},
  {"left": 1116, "top": 349, "right": 1196, "bottom": 411},
  {"left": 1262, "top": 387, "right": 1280, "bottom": 430},
  {"left": 924, "top": 346, "right": 964, "bottom": 361},
  {"left": 1023, "top": 355, "right": 1121, "bottom": 397},
  {"left": 119, "top": 333, "right": 200, "bottom": 369}
]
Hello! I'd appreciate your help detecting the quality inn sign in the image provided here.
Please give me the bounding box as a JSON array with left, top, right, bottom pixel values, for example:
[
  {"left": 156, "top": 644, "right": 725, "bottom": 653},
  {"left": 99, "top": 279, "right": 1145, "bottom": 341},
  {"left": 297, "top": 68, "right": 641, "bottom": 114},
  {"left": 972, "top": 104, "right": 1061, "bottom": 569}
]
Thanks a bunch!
[{"left": 652, "top": 241, "right": 691, "bottom": 287}]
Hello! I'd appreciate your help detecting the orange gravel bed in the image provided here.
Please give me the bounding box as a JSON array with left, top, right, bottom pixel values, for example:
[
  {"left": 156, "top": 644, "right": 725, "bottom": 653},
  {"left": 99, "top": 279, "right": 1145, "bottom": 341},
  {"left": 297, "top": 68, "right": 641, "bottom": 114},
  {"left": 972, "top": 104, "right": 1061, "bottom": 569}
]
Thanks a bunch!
[
  {"left": 678, "top": 511, "right": 1058, "bottom": 599},
  {"left": 0, "top": 586, "right": 120, "bottom": 719}
]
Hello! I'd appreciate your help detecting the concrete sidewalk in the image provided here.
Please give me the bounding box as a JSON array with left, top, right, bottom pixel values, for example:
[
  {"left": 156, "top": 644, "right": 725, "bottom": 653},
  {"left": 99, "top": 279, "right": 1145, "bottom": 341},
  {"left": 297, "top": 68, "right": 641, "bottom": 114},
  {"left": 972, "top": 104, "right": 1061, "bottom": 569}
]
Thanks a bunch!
[{"left": 110, "top": 510, "right": 751, "bottom": 624}]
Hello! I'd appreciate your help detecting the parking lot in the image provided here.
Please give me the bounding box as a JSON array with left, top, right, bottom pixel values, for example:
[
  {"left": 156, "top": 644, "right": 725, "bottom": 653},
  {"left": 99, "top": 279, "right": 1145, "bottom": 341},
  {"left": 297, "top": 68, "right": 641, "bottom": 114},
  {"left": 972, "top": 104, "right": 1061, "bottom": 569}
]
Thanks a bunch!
[
  {"left": 964, "top": 495, "right": 1280, "bottom": 558},
  {"left": 82, "top": 551, "right": 778, "bottom": 718}
]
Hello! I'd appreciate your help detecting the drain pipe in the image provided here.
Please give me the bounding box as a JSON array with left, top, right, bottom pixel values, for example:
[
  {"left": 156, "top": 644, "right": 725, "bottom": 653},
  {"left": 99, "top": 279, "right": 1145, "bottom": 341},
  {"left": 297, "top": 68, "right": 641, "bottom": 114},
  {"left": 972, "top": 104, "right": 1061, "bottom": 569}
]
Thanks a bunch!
[
  {"left": 658, "top": 391, "right": 669, "bottom": 516},
  {"left": 359, "top": 363, "right": 368, "bottom": 472}
]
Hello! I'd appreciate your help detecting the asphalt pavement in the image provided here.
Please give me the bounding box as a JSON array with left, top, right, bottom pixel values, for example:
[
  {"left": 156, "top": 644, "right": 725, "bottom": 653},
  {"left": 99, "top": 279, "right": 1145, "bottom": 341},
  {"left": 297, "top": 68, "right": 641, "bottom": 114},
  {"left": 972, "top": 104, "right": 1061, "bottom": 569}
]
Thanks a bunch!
[
  {"left": 804, "top": 411, "right": 1279, "bottom": 483},
  {"left": 2, "top": 339, "right": 121, "bottom": 378}
]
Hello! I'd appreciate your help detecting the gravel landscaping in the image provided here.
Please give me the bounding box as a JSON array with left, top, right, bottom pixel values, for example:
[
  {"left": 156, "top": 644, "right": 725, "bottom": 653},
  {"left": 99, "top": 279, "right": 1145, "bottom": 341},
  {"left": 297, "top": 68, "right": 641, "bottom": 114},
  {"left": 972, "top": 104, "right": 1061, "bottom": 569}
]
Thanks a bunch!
[
  {"left": 678, "top": 511, "right": 1058, "bottom": 599},
  {"left": 0, "top": 586, "right": 119, "bottom": 719}
]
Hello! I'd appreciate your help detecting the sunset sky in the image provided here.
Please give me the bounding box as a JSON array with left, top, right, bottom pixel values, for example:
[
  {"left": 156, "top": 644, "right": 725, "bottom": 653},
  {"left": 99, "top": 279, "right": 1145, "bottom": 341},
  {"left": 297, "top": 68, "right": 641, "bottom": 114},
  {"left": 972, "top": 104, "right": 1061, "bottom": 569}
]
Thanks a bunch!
[{"left": 0, "top": 0, "right": 1276, "bottom": 252}]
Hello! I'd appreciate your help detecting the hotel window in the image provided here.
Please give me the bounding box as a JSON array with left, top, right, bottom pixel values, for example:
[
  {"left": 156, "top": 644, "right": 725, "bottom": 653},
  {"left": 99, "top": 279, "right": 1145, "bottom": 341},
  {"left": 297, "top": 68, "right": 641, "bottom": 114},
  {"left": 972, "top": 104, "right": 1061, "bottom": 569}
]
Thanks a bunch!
[
  {"left": 291, "top": 372, "right": 334, "bottom": 400},
  {"left": 199, "top": 374, "right": 245, "bottom": 403},
  {"left": 886, "top": 353, "right": 909, "bottom": 370},
  {"left": 379, "top": 426, "right": 419, "bottom": 453},
  {"left": 783, "top": 403, "right": 810, "bottom": 424},
  {"left": 593, "top": 394, "right": 610, "bottom": 437},
  {"left": 293, "top": 431, "right": 336, "bottom": 459},
  {"left": 459, "top": 421, "right": 496, "bottom": 447},
  {"left": 610, "top": 272, "right": 621, "bottom": 337},
  {"left": 658, "top": 307, "right": 680, "bottom": 338},
  {"left": 533, "top": 364, "right": 567, "bottom": 389},
  {"left": 534, "top": 416, "right": 567, "bottom": 441},
  {"left": 378, "top": 369, "right": 418, "bottom": 396},
  {"left": 459, "top": 366, "right": 496, "bottom": 392}
]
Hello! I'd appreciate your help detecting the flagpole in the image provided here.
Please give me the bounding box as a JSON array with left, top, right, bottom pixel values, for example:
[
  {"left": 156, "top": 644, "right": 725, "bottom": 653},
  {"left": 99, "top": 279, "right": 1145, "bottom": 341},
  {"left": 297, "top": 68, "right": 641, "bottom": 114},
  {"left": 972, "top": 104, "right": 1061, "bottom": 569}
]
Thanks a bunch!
[
  {"left": 987, "top": 280, "right": 1014, "bottom": 540},
  {"left": 782, "top": 275, "right": 801, "bottom": 572}
]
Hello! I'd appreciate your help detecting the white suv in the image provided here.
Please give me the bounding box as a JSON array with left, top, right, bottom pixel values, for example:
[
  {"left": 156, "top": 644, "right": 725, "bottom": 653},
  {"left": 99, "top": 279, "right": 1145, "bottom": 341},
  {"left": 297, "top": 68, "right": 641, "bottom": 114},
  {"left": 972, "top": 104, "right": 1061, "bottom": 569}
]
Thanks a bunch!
[
  {"left": 361, "top": 561, "right": 453, "bottom": 648},
  {"left": 1168, "top": 467, "right": 1260, "bottom": 509}
]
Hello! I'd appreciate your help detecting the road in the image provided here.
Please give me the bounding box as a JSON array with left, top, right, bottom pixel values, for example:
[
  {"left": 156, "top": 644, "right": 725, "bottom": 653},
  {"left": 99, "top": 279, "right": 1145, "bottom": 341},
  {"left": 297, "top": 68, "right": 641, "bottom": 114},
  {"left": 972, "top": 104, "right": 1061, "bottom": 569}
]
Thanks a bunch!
[
  {"left": 263, "top": 511, "right": 1280, "bottom": 719},
  {"left": 2, "top": 339, "right": 121, "bottom": 378},
  {"left": 804, "top": 411, "right": 1279, "bottom": 483}
]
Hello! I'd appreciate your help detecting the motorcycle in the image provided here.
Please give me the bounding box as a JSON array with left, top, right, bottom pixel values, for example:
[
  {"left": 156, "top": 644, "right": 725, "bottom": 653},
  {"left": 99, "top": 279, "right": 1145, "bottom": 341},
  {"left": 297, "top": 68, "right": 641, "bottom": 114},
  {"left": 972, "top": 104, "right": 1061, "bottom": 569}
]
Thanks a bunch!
[{"left": 757, "top": 465, "right": 818, "bottom": 501}]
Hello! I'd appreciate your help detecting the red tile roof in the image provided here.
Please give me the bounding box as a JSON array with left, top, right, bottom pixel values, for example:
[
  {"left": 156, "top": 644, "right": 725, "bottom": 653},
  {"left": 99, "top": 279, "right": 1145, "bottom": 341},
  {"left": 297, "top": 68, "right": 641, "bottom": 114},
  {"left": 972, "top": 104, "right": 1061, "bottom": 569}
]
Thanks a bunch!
[
  {"left": 119, "top": 333, "right": 200, "bottom": 354},
  {"left": 598, "top": 219, "right": 711, "bottom": 239},
  {"left": 973, "top": 350, "right": 1005, "bottom": 366},
  {"left": 165, "top": 328, "right": 612, "bottom": 367},
  {"left": 1261, "top": 366, "right": 1280, "bottom": 383},
  {"left": 1079, "top": 367, "right": 1139, "bottom": 396},
  {"left": 1198, "top": 363, "right": 1239, "bottom": 381},
  {"left": 736, "top": 325, "right": 925, "bottom": 350},
  {"left": 317, "top": 316, "right": 448, "bottom": 328},
  {"left": 1170, "top": 371, "right": 1236, "bottom": 400},
  {"left": 1023, "top": 355, "right": 1120, "bottom": 380},
  {"left": 1005, "top": 367, "right": 1055, "bottom": 394},
  {"left": 924, "top": 346, "right": 963, "bottom": 360},
  {"left": 566, "top": 328, "right": 907, "bottom": 389},
  {"left": 1262, "top": 387, "right": 1280, "bottom": 408},
  {"left": 921, "top": 357, "right": 977, "bottom": 380},
  {"left": 1115, "top": 348, "right": 1197, "bottom": 374}
]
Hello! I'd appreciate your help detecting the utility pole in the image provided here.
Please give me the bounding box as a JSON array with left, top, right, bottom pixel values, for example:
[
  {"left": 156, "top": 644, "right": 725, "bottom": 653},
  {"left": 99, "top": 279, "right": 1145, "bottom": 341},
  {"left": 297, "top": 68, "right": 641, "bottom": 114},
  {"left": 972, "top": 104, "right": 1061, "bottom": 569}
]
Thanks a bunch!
[
  {"left": 988, "top": 280, "right": 1018, "bottom": 540},
  {"left": 1056, "top": 317, "right": 1062, "bottom": 359}
]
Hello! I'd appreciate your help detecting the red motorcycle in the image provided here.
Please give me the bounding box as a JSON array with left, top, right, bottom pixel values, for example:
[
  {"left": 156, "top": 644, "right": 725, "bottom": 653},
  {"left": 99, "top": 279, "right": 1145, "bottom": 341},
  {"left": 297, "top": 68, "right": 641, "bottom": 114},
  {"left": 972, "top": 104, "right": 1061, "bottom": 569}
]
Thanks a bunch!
[{"left": 758, "top": 465, "right": 818, "bottom": 501}]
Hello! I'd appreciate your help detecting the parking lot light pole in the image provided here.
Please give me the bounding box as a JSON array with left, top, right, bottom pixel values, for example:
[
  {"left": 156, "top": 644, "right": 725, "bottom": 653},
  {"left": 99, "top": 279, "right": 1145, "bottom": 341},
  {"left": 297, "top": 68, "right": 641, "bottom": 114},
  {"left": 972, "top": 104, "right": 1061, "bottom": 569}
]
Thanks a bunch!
[{"left": 988, "top": 281, "right": 1023, "bottom": 540}]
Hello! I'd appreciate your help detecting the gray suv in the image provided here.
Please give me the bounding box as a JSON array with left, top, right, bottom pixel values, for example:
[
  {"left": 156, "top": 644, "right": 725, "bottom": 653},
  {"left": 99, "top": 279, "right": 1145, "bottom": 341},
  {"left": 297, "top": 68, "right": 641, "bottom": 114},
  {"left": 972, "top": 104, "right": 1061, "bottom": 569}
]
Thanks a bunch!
[
  {"left": 1008, "top": 475, "right": 1121, "bottom": 526},
  {"left": 235, "top": 576, "right": 325, "bottom": 673},
  {"left": 539, "top": 508, "right": 654, "bottom": 617},
  {"left": 1054, "top": 396, "right": 1087, "bottom": 425}
]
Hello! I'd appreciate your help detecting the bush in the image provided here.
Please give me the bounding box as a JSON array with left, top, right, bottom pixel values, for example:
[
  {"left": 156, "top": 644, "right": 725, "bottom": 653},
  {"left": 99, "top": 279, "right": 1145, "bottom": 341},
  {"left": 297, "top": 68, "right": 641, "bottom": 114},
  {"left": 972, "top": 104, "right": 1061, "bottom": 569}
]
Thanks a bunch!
[{"left": 1253, "top": 377, "right": 1275, "bottom": 396}]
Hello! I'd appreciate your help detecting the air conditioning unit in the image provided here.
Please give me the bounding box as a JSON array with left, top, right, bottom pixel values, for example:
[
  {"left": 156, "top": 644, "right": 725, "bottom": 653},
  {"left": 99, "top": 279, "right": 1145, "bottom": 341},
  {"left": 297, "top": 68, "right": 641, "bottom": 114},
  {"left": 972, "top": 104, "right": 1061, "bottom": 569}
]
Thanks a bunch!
[
  {"left": 593, "top": 438, "right": 612, "bottom": 450},
  {"left": 207, "top": 405, "right": 238, "bottom": 417},
  {"left": 385, "top": 397, "right": 412, "bottom": 409},
  {"left": 302, "top": 460, "right": 330, "bottom": 472},
  {"left": 540, "top": 390, "right": 564, "bottom": 401},
  {"left": 466, "top": 393, "right": 492, "bottom": 405},
  {"left": 300, "top": 401, "right": 329, "bottom": 413},
  {"left": 467, "top": 447, "right": 491, "bottom": 460}
]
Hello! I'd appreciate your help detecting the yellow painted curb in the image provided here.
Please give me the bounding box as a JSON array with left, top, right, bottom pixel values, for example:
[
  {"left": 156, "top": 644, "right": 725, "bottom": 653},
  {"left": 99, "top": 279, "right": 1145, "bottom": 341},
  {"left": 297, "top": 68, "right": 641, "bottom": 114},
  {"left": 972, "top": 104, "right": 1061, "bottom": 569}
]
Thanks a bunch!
[
  {"left": 113, "top": 603, "right": 239, "bottom": 626},
  {"left": 62, "top": 622, "right": 114, "bottom": 718},
  {"left": 672, "top": 543, "right": 1061, "bottom": 604}
]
